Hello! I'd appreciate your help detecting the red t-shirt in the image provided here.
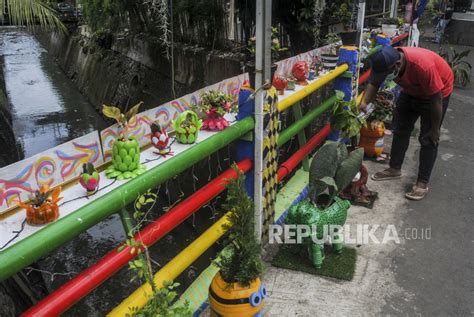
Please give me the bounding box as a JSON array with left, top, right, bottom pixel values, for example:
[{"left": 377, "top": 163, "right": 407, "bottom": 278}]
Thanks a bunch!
[{"left": 396, "top": 47, "right": 454, "bottom": 98}]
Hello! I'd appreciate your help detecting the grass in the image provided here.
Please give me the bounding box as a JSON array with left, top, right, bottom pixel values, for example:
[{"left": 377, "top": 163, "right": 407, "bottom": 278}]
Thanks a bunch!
[{"left": 271, "top": 245, "right": 357, "bottom": 281}]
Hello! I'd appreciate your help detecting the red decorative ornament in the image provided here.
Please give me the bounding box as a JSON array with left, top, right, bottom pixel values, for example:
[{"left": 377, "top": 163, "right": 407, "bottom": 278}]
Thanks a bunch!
[
  {"left": 202, "top": 107, "right": 230, "bottom": 131},
  {"left": 292, "top": 61, "right": 309, "bottom": 86},
  {"left": 273, "top": 73, "right": 288, "bottom": 95},
  {"left": 150, "top": 122, "right": 173, "bottom": 157}
]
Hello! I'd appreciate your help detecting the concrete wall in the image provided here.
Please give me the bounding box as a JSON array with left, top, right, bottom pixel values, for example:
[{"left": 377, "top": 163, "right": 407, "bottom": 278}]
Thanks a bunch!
[{"left": 36, "top": 30, "right": 245, "bottom": 113}]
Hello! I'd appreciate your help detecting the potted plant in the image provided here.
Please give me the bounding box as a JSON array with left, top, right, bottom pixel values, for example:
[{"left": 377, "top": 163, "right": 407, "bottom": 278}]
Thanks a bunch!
[
  {"left": 209, "top": 165, "right": 265, "bottom": 317},
  {"left": 322, "top": 33, "right": 341, "bottom": 69},
  {"left": 194, "top": 90, "right": 236, "bottom": 131},
  {"left": 381, "top": 17, "right": 399, "bottom": 37},
  {"left": 330, "top": 91, "right": 366, "bottom": 140},
  {"left": 359, "top": 91, "right": 394, "bottom": 157},
  {"left": 440, "top": 48, "right": 472, "bottom": 87},
  {"left": 79, "top": 163, "right": 100, "bottom": 196},
  {"left": 285, "top": 142, "right": 363, "bottom": 268},
  {"left": 333, "top": 3, "right": 358, "bottom": 46},
  {"left": 172, "top": 110, "right": 203, "bottom": 144},
  {"left": 17, "top": 185, "right": 62, "bottom": 226},
  {"left": 102, "top": 102, "right": 146, "bottom": 180}
]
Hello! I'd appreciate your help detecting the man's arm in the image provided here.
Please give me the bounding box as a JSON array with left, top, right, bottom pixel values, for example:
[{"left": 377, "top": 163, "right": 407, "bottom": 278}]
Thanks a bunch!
[
  {"left": 360, "top": 83, "right": 380, "bottom": 111},
  {"left": 426, "top": 92, "right": 444, "bottom": 145}
]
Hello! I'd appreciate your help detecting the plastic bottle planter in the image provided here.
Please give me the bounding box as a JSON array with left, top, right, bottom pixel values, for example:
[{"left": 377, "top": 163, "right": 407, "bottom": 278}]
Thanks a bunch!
[
  {"left": 209, "top": 272, "right": 265, "bottom": 317},
  {"left": 285, "top": 197, "right": 351, "bottom": 269},
  {"left": 79, "top": 163, "right": 100, "bottom": 196},
  {"left": 359, "top": 122, "right": 385, "bottom": 157},
  {"left": 17, "top": 185, "right": 62, "bottom": 226},
  {"left": 272, "top": 74, "right": 288, "bottom": 95},
  {"left": 292, "top": 61, "right": 309, "bottom": 86},
  {"left": 150, "top": 122, "right": 173, "bottom": 156},
  {"left": 105, "top": 137, "right": 146, "bottom": 180},
  {"left": 172, "top": 111, "right": 203, "bottom": 144},
  {"left": 203, "top": 108, "right": 231, "bottom": 131}
]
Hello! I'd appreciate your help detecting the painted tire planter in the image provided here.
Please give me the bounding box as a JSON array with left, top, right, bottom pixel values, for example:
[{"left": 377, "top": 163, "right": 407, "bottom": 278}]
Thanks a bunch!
[
  {"left": 359, "top": 122, "right": 385, "bottom": 157},
  {"left": 321, "top": 54, "right": 339, "bottom": 70},
  {"left": 105, "top": 137, "right": 146, "bottom": 180},
  {"left": 209, "top": 272, "right": 265, "bottom": 317}
]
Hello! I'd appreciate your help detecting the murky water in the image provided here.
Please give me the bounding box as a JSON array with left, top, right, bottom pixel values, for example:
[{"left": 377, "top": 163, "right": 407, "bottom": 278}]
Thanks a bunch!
[{"left": 0, "top": 27, "right": 106, "bottom": 159}]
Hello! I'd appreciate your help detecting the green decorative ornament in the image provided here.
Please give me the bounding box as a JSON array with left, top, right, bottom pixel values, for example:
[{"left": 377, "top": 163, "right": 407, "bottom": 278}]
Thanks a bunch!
[
  {"left": 105, "top": 137, "right": 146, "bottom": 180},
  {"left": 172, "top": 110, "right": 203, "bottom": 144}
]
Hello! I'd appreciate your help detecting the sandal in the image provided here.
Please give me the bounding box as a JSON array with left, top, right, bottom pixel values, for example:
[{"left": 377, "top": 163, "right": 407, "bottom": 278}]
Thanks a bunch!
[
  {"left": 371, "top": 169, "right": 401, "bottom": 181},
  {"left": 405, "top": 185, "right": 429, "bottom": 201}
]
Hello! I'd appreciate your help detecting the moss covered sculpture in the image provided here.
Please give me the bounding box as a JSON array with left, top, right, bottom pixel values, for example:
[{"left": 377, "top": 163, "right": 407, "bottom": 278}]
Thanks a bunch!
[
  {"left": 102, "top": 102, "right": 146, "bottom": 180},
  {"left": 285, "top": 142, "right": 363, "bottom": 268}
]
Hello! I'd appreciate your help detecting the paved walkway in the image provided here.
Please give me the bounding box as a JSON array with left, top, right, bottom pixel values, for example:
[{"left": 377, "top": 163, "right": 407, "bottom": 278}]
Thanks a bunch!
[{"left": 262, "top": 41, "right": 474, "bottom": 316}]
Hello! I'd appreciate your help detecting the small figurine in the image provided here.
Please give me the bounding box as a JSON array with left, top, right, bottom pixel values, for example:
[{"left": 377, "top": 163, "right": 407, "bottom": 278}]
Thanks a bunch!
[
  {"left": 340, "top": 165, "right": 378, "bottom": 208},
  {"left": 308, "top": 69, "right": 315, "bottom": 80},
  {"left": 150, "top": 122, "right": 173, "bottom": 156},
  {"left": 80, "top": 163, "right": 100, "bottom": 196},
  {"left": 291, "top": 61, "right": 309, "bottom": 86},
  {"left": 272, "top": 73, "right": 288, "bottom": 95}
]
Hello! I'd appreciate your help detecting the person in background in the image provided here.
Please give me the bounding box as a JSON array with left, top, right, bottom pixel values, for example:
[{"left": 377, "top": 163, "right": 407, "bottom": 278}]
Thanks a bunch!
[
  {"left": 360, "top": 46, "right": 454, "bottom": 200},
  {"left": 433, "top": 0, "right": 453, "bottom": 44}
]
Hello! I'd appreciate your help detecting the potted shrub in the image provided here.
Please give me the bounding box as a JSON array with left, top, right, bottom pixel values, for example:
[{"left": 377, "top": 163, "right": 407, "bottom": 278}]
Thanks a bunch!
[
  {"left": 103, "top": 102, "right": 146, "bottom": 180},
  {"left": 381, "top": 17, "right": 399, "bottom": 37},
  {"left": 285, "top": 142, "right": 363, "bottom": 268},
  {"left": 440, "top": 48, "right": 472, "bottom": 87},
  {"left": 359, "top": 91, "right": 394, "bottom": 157},
  {"left": 333, "top": 3, "right": 359, "bottom": 46},
  {"left": 194, "top": 90, "right": 236, "bottom": 131},
  {"left": 321, "top": 33, "right": 341, "bottom": 70},
  {"left": 79, "top": 163, "right": 100, "bottom": 195},
  {"left": 330, "top": 91, "right": 366, "bottom": 141},
  {"left": 172, "top": 110, "right": 202, "bottom": 144},
  {"left": 209, "top": 166, "right": 265, "bottom": 317},
  {"left": 17, "top": 185, "right": 62, "bottom": 226}
]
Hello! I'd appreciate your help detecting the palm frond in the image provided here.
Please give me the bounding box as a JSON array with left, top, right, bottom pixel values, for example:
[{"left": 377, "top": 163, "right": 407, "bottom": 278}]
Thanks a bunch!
[{"left": 0, "top": 0, "right": 66, "bottom": 33}]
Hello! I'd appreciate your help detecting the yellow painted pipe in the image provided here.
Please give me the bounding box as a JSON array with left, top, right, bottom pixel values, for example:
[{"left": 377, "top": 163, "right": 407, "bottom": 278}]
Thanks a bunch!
[
  {"left": 278, "top": 64, "right": 349, "bottom": 112},
  {"left": 108, "top": 212, "right": 231, "bottom": 316}
]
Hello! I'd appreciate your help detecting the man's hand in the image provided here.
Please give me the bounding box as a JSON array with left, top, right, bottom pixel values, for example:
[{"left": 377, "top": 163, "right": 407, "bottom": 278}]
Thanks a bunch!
[{"left": 425, "top": 129, "right": 440, "bottom": 145}]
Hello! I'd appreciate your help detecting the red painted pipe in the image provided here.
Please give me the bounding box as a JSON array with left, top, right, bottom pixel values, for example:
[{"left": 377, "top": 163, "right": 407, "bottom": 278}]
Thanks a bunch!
[
  {"left": 277, "top": 123, "right": 331, "bottom": 182},
  {"left": 358, "top": 69, "right": 371, "bottom": 85},
  {"left": 392, "top": 32, "right": 409, "bottom": 44},
  {"left": 23, "top": 159, "right": 252, "bottom": 317}
]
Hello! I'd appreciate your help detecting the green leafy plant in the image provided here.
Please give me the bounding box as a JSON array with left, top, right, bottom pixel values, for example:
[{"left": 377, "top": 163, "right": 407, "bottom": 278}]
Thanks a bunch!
[
  {"left": 102, "top": 102, "right": 143, "bottom": 141},
  {"left": 396, "top": 17, "right": 405, "bottom": 28},
  {"left": 330, "top": 91, "right": 366, "bottom": 138},
  {"left": 324, "top": 32, "right": 342, "bottom": 46},
  {"left": 215, "top": 165, "right": 264, "bottom": 287},
  {"left": 193, "top": 90, "right": 236, "bottom": 117},
  {"left": 120, "top": 190, "right": 192, "bottom": 317},
  {"left": 332, "top": 3, "right": 352, "bottom": 30},
  {"left": 367, "top": 92, "right": 394, "bottom": 124},
  {"left": 441, "top": 48, "right": 472, "bottom": 87},
  {"left": 248, "top": 26, "right": 289, "bottom": 60},
  {"left": 91, "top": 28, "right": 113, "bottom": 50}
]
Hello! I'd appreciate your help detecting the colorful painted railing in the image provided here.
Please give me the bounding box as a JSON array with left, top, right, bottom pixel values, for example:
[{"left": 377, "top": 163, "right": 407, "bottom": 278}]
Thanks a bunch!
[{"left": 20, "top": 33, "right": 409, "bottom": 316}]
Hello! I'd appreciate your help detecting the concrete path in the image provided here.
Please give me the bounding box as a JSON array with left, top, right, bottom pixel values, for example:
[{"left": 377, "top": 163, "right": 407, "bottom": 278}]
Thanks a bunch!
[{"left": 262, "top": 42, "right": 474, "bottom": 316}]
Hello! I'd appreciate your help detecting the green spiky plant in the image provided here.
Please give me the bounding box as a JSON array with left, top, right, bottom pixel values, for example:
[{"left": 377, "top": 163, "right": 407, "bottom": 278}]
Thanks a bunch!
[
  {"left": 441, "top": 48, "right": 472, "bottom": 87},
  {"left": 215, "top": 165, "right": 264, "bottom": 287},
  {"left": 102, "top": 102, "right": 146, "bottom": 180}
]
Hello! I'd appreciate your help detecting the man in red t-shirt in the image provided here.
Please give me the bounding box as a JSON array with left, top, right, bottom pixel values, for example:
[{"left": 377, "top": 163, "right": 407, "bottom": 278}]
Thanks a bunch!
[{"left": 360, "top": 46, "right": 454, "bottom": 200}]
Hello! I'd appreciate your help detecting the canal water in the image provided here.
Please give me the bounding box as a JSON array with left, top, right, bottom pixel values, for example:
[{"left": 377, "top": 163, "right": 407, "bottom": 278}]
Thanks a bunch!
[
  {"left": 1, "top": 27, "right": 221, "bottom": 315},
  {"left": 0, "top": 27, "right": 106, "bottom": 159}
]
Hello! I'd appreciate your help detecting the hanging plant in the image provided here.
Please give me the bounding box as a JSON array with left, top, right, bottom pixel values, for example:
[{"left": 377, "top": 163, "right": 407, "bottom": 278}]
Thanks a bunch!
[
  {"left": 102, "top": 102, "right": 146, "bottom": 180},
  {"left": 17, "top": 185, "right": 62, "bottom": 226},
  {"left": 194, "top": 90, "right": 236, "bottom": 131},
  {"left": 172, "top": 111, "right": 203, "bottom": 144}
]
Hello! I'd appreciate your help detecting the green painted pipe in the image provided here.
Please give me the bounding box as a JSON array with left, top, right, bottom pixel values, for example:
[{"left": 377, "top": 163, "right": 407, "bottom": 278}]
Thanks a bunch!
[
  {"left": 278, "top": 95, "right": 337, "bottom": 147},
  {"left": 365, "top": 45, "right": 383, "bottom": 60},
  {"left": 0, "top": 117, "right": 255, "bottom": 282}
]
